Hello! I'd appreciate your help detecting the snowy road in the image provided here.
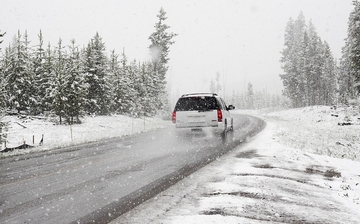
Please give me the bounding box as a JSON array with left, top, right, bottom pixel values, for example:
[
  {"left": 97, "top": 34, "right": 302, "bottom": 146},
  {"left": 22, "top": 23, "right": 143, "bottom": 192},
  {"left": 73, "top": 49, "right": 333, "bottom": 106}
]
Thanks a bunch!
[{"left": 0, "top": 114, "right": 264, "bottom": 224}]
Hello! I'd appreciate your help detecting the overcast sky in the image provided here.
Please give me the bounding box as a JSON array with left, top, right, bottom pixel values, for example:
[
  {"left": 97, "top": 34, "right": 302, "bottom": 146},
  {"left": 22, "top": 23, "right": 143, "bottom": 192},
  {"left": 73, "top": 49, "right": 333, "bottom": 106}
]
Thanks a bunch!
[{"left": 0, "top": 0, "right": 355, "bottom": 102}]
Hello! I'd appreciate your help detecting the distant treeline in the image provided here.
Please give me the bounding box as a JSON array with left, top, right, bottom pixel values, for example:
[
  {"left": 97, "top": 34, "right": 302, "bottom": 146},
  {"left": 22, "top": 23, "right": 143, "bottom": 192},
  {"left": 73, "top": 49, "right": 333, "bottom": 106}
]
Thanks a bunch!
[{"left": 229, "top": 83, "right": 289, "bottom": 110}]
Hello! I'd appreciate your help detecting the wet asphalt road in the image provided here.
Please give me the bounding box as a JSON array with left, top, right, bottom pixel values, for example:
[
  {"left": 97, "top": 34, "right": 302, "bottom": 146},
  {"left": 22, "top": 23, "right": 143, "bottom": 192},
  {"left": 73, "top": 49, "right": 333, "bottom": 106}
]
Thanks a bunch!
[{"left": 0, "top": 114, "right": 264, "bottom": 224}]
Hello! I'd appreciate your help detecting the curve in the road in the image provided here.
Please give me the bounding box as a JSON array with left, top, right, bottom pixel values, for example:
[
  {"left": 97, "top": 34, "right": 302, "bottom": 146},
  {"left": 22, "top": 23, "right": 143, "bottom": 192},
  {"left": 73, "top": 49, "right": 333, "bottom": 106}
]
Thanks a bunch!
[{"left": 72, "top": 115, "right": 266, "bottom": 224}]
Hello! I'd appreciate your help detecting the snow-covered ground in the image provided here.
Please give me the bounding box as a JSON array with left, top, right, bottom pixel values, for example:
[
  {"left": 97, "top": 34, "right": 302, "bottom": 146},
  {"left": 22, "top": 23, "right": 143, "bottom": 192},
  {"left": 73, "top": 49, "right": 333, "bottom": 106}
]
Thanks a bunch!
[
  {"left": 114, "top": 106, "right": 360, "bottom": 223},
  {"left": 1, "top": 106, "right": 360, "bottom": 223},
  {"left": 0, "top": 115, "right": 170, "bottom": 157},
  {"left": 264, "top": 106, "right": 360, "bottom": 162}
]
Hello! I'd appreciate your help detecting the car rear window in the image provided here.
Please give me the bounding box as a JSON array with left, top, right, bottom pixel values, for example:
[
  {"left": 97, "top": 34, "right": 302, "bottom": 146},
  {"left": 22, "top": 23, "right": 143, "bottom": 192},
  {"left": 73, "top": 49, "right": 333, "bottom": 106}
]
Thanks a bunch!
[{"left": 174, "top": 96, "right": 220, "bottom": 111}]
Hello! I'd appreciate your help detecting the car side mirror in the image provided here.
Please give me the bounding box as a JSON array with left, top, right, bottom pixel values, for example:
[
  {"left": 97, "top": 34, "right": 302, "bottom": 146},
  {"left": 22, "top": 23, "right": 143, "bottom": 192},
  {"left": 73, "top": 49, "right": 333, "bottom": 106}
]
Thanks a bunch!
[{"left": 227, "top": 105, "right": 235, "bottom": 110}]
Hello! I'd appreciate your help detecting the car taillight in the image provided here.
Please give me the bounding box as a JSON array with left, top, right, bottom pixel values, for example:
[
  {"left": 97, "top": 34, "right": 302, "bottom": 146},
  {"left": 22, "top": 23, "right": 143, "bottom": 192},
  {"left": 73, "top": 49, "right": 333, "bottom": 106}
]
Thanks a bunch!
[
  {"left": 217, "top": 109, "right": 222, "bottom": 122},
  {"left": 172, "top": 111, "right": 176, "bottom": 123}
]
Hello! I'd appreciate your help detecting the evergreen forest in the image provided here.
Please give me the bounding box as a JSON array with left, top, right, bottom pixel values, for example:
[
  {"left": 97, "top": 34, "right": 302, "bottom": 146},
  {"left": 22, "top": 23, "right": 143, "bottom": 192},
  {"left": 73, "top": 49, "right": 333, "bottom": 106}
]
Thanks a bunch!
[
  {"left": 280, "top": 2, "right": 360, "bottom": 108},
  {"left": 0, "top": 8, "right": 177, "bottom": 125}
]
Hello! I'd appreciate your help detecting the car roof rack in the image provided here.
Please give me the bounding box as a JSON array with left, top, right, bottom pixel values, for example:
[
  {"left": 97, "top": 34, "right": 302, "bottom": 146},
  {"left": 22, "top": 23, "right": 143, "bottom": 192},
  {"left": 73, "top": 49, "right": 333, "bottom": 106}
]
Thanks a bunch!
[{"left": 181, "top": 93, "right": 218, "bottom": 97}]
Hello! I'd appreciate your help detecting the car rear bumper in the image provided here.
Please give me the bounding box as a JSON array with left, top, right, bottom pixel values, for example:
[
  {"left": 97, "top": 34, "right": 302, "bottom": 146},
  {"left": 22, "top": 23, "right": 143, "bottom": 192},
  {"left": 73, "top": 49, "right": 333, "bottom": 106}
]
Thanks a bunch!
[
  {"left": 175, "top": 123, "right": 218, "bottom": 128},
  {"left": 174, "top": 122, "right": 226, "bottom": 132}
]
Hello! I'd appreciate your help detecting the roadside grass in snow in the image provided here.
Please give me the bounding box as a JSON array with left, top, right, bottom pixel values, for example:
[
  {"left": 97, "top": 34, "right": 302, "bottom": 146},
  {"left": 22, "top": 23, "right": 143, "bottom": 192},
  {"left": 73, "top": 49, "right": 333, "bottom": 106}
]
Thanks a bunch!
[
  {"left": 236, "top": 106, "right": 360, "bottom": 211},
  {"left": 264, "top": 106, "right": 360, "bottom": 162}
]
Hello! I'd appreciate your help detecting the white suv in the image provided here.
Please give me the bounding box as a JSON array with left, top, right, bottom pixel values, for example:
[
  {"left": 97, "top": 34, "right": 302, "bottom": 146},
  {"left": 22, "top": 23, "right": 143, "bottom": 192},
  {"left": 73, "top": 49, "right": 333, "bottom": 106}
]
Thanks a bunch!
[{"left": 172, "top": 93, "right": 235, "bottom": 138}]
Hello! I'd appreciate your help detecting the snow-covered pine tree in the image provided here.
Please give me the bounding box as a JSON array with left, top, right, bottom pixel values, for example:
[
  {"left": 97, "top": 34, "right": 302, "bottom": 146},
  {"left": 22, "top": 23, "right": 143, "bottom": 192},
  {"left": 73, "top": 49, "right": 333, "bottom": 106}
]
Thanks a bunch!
[
  {"left": 127, "top": 59, "right": 143, "bottom": 117},
  {"left": 321, "top": 41, "right": 337, "bottom": 105},
  {"left": 148, "top": 8, "right": 177, "bottom": 113},
  {"left": 0, "top": 42, "right": 7, "bottom": 146},
  {"left": 63, "top": 39, "right": 87, "bottom": 124},
  {"left": 0, "top": 42, "right": 10, "bottom": 109},
  {"left": 300, "top": 30, "right": 311, "bottom": 106},
  {"left": 83, "top": 33, "right": 112, "bottom": 115},
  {"left": 51, "top": 38, "right": 67, "bottom": 123},
  {"left": 342, "top": 1, "right": 360, "bottom": 95},
  {"left": 305, "top": 21, "right": 325, "bottom": 106},
  {"left": 305, "top": 22, "right": 316, "bottom": 105},
  {"left": 32, "top": 30, "right": 48, "bottom": 115},
  {"left": 0, "top": 31, "right": 7, "bottom": 147},
  {"left": 140, "top": 61, "right": 153, "bottom": 116},
  {"left": 293, "top": 12, "right": 307, "bottom": 107},
  {"left": 300, "top": 19, "right": 338, "bottom": 106},
  {"left": 23, "top": 31, "right": 38, "bottom": 114},
  {"left": 339, "top": 50, "right": 356, "bottom": 103},
  {"left": 141, "top": 61, "right": 159, "bottom": 116},
  {"left": 134, "top": 62, "right": 147, "bottom": 117},
  {"left": 118, "top": 51, "right": 136, "bottom": 115},
  {"left": 108, "top": 50, "right": 121, "bottom": 114},
  {"left": 42, "top": 43, "right": 56, "bottom": 113},
  {"left": 280, "top": 15, "right": 306, "bottom": 108},
  {"left": 5, "top": 30, "right": 34, "bottom": 113},
  {"left": 279, "top": 17, "right": 295, "bottom": 99},
  {"left": 1, "top": 32, "right": 9, "bottom": 145}
]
